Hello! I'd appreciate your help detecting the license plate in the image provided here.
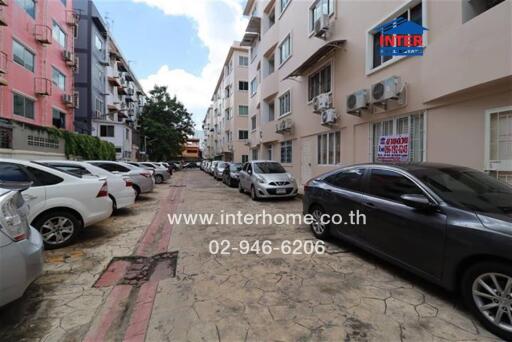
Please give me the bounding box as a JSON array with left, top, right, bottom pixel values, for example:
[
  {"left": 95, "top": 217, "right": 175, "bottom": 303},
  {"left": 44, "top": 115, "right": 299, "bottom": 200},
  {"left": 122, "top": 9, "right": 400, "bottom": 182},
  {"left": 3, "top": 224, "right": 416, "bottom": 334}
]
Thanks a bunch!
[{"left": 276, "top": 188, "right": 286, "bottom": 194}]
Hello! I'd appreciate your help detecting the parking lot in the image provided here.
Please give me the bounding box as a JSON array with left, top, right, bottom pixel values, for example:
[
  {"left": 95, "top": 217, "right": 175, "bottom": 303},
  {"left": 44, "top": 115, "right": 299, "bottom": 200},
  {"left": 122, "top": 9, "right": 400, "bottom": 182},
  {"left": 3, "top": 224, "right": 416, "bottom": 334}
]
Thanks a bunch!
[{"left": 0, "top": 169, "right": 501, "bottom": 341}]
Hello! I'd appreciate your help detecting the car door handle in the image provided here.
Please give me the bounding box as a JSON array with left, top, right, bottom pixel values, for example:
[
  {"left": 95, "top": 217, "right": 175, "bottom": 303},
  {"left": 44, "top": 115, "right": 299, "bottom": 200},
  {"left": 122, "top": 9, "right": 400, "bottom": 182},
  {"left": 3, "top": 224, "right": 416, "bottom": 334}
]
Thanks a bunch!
[{"left": 24, "top": 194, "right": 38, "bottom": 201}]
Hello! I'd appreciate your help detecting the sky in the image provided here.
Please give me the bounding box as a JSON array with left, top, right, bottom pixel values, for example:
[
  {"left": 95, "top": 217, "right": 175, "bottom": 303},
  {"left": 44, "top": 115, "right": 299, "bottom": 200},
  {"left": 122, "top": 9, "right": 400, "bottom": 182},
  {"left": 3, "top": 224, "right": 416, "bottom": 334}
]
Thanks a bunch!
[{"left": 94, "top": 0, "right": 248, "bottom": 132}]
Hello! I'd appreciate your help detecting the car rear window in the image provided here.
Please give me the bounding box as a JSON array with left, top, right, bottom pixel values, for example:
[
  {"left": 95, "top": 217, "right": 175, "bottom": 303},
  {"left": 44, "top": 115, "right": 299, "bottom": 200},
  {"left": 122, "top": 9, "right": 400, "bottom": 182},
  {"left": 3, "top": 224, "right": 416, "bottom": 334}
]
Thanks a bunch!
[{"left": 230, "top": 164, "right": 242, "bottom": 171}]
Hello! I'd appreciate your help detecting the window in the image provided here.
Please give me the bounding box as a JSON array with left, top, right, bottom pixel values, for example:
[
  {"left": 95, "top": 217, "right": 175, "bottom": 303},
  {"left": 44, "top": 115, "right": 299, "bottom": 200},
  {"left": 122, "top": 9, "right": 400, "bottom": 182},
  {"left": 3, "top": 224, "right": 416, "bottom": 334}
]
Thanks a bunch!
[
  {"left": 280, "top": 0, "right": 291, "bottom": 14},
  {"left": 268, "top": 101, "right": 275, "bottom": 121},
  {"left": 324, "top": 168, "right": 365, "bottom": 192},
  {"left": 241, "top": 155, "right": 249, "bottom": 163},
  {"left": 13, "top": 93, "right": 35, "bottom": 119},
  {"left": 225, "top": 85, "right": 231, "bottom": 98},
  {"left": 95, "top": 34, "right": 103, "bottom": 51},
  {"left": 369, "top": 2, "right": 423, "bottom": 70},
  {"left": 308, "top": 64, "right": 331, "bottom": 101},
  {"left": 52, "top": 67, "right": 66, "bottom": 91},
  {"left": 462, "top": 0, "right": 505, "bottom": 23},
  {"left": 367, "top": 168, "right": 423, "bottom": 202},
  {"left": 92, "top": 162, "right": 129, "bottom": 173},
  {"left": 279, "top": 91, "right": 291, "bottom": 117},
  {"left": 252, "top": 148, "right": 258, "bottom": 160},
  {"left": 317, "top": 131, "right": 340, "bottom": 164},
  {"left": 0, "top": 163, "right": 30, "bottom": 182},
  {"left": 100, "top": 125, "right": 114, "bottom": 137},
  {"left": 280, "top": 140, "right": 292, "bottom": 163},
  {"left": 15, "top": 0, "right": 35, "bottom": 18},
  {"left": 268, "top": 8, "right": 275, "bottom": 28},
  {"left": 239, "top": 56, "right": 249, "bottom": 66},
  {"left": 27, "top": 167, "right": 64, "bottom": 186},
  {"left": 52, "top": 165, "right": 91, "bottom": 177},
  {"left": 95, "top": 97, "right": 104, "bottom": 113},
  {"left": 239, "top": 105, "right": 249, "bottom": 116},
  {"left": 265, "top": 54, "right": 275, "bottom": 77},
  {"left": 239, "top": 130, "right": 249, "bottom": 140},
  {"left": 279, "top": 35, "right": 291, "bottom": 65},
  {"left": 372, "top": 113, "right": 424, "bottom": 162},
  {"left": 251, "top": 116, "right": 257, "bottom": 130},
  {"left": 52, "top": 109, "right": 66, "bottom": 129},
  {"left": 239, "top": 81, "right": 249, "bottom": 91},
  {"left": 310, "top": 0, "right": 335, "bottom": 32},
  {"left": 267, "top": 145, "right": 273, "bottom": 160},
  {"left": 52, "top": 21, "right": 67, "bottom": 48},
  {"left": 13, "top": 40, "right": 35, "bottom": 72},
  {"left": 60, "top": 0, "right": 67, "bottom": 6},
  {"left": 225, "top": 108, "right": 231, "bottom": 120},
  {"left": 250, "top": 77, "right": 257, "bottom": 96}
]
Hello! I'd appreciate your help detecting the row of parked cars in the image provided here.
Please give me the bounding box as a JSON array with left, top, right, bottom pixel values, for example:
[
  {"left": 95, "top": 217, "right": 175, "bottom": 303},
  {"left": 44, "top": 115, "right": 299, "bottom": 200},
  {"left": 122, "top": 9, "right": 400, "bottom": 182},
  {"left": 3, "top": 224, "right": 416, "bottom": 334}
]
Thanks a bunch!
[
  {"left": 201, "top": 160, "right": 299, "bottom": 200},
  {"left": 202, "top": 158, "right": 512, "bottom": 339},
  {"left": 0, "top": 158, "right": 173, "bottom": 307}
]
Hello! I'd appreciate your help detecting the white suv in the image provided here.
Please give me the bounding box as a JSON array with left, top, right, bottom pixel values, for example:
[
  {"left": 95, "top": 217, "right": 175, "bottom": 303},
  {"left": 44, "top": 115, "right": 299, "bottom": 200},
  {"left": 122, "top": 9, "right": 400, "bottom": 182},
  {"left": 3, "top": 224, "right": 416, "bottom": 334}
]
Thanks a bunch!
[{"left": 0, "top": 159, "right": 113, "bottom": 249}]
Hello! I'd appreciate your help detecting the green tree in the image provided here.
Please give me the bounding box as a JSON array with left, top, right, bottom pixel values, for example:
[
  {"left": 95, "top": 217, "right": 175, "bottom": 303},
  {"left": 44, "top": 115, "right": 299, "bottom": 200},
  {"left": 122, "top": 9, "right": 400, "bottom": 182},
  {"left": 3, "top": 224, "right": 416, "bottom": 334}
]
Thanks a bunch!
[{"left": 140, "top": 86, "right": 194, "bottom": 161}]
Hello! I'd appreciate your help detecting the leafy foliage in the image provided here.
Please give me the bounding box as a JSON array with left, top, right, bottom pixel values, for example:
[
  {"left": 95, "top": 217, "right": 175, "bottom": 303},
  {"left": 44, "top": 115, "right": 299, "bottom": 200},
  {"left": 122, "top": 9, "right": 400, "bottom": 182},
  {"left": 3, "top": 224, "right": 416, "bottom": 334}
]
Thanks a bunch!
[
  {"left": 140, "top": 85, "right": 194, "bottom": 161},
  {"left": 47, "top": 128, "right": 116, "bottom": 160}
]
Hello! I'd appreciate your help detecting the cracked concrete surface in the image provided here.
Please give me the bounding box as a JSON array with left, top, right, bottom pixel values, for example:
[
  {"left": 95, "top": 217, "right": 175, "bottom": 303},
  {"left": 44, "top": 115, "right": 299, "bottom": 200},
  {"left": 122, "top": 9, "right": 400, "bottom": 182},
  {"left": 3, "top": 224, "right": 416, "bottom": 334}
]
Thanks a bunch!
[
  {"left": 0, "top": 186, "right": 163, "bottom": 341},
  {"left": 147, "top": 170, "right": 499, "bottom": 341},
  {"left": 0, "top": 170, "right": 501, "bottom": 341}
]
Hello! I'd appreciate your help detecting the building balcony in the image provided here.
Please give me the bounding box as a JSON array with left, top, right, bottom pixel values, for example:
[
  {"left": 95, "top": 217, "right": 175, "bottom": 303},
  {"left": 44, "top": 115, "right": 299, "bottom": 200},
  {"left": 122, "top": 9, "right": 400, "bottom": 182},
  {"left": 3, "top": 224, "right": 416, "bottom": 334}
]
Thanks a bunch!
[
  {"left": 241, "top": 15, "right": 261, "bottom": 47},
  {"left": 260, "top": 20, "right": 277, "bottom": 55},
  {"left": 93, "top": 111, "right": 113, "bottom": 121},
  {"left": 107, "top": 103, "right": 121, "bottom": 112}
]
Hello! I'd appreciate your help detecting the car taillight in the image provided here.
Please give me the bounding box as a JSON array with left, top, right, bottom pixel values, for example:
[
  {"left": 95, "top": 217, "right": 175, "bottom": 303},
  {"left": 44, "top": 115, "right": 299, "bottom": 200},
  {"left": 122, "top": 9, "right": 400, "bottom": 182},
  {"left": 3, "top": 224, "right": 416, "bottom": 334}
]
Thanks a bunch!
[
  {"left": 0, "top": 192, "right": 29, "bottom": 241},
  {"left": 124, "top": 177, "right": 133, "bottom": 187},
  {"left": 141, "top": 172, "right": 152, "bottom": 178},
  {"left": 97, "top": 181, "right": 108, "bottom": 197}
]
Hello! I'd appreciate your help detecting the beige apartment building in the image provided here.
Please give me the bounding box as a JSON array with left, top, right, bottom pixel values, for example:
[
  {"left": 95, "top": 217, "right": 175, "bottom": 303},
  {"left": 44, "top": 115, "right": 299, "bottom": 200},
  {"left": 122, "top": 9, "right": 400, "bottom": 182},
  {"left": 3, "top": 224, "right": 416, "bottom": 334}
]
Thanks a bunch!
[
  {"left": 202, "top": 43, "right": 250, "bottom": 163},
  {"left": 239, "top": 0, "right": 512, "bottom": 189}
]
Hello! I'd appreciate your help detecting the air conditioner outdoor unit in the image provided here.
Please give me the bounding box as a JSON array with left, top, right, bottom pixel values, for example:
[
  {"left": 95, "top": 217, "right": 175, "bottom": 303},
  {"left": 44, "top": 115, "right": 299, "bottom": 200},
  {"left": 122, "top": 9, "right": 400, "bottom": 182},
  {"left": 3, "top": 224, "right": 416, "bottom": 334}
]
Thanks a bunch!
[
  {"left": 313, "top": 93, "right": 332, "bottom": 113},
  {"left": 62, "top": 94, "right": 73, "bottom": 106},
  {"left": 73, "top": 91, "right": 80, "bottom": 109},
  {"left": 63, "top": 50, "right": 74, "bottom": 62},
  {"left": 370, "top": 76, "right": 403, "bottom": 105},
  {"left": 95, "top": 110, "right": 103, "bottom": 119},
  {"left": 346, "top": 89, "right": 369, "bottom": 115},
  {"left": 314, "top": 14, "right": 330, "bottom": 38},
  {"left": 321, "top": 109, "right": 337, "bottom": 126}
]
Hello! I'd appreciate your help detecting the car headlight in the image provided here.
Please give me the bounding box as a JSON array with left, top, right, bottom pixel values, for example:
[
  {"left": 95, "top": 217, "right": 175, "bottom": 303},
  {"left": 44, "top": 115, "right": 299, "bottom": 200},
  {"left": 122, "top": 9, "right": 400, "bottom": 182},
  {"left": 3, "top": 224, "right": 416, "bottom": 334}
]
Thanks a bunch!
[
  {"left": 287, "top": 173, "right": 296, "bottom": 182},
  {"left": 0, "top": 192, "right": 29, "bottom": 242},
  {"left": 255, "top": 175, "right": 265, "bottom": 184}
]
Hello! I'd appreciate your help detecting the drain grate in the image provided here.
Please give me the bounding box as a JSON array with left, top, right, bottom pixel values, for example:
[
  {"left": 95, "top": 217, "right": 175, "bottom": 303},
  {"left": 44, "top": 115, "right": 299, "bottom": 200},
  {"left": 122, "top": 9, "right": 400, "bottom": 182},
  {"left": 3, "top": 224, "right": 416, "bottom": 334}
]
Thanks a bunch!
[{"left": 94, "top": 252, "right": 178, "bottom": 288}]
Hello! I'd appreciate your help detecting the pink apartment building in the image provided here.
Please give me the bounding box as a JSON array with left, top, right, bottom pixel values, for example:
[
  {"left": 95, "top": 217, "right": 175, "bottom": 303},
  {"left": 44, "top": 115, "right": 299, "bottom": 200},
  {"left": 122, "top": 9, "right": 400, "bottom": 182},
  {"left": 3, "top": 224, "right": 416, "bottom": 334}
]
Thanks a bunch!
[{"left": 0, "top": 0, "right": 77, "bottom": 158}]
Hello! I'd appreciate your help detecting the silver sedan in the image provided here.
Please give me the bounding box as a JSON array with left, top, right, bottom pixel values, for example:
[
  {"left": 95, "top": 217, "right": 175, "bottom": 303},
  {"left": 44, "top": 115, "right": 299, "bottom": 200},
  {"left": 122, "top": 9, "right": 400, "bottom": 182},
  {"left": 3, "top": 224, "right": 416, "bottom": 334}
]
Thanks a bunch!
[{"left": 238, "top": 160, "right": 298, "bottom": 200}]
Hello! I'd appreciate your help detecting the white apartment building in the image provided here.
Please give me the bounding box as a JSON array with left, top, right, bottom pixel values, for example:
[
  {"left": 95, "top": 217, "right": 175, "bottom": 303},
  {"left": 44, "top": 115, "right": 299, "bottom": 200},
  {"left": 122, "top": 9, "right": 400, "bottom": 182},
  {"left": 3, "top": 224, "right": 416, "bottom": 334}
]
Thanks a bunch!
[
  {"left": 93, "top": 37, "right": 145, "bottom": 161},
  {"left": 241, "top": 0, "right": 511, "bottom": 190},
  {"left": 203, "top": 42, "right": 250, "bottom": 163}
]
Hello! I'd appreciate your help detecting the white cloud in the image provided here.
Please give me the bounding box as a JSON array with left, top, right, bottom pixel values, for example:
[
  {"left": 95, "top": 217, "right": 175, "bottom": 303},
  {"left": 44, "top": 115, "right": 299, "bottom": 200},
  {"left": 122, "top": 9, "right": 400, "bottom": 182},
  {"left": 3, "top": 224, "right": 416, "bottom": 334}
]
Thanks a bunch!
[{"left": 133, "top": 0, "right": 247, "bottom": 129}]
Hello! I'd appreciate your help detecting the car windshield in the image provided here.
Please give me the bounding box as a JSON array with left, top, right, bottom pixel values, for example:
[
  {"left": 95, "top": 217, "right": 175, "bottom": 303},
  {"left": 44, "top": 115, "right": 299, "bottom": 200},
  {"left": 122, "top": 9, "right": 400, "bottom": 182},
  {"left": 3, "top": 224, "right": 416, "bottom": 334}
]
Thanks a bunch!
[
  {"left": 230, "top": 164, "right": 242, "bottom": 171},
  {"left": 218, "top": 163, "right": 227, "bottom": 168},
  {"left": 410, "top": 167, "right": 512, "bottom": 214},
  {"left": 254, "top": 162, "right": 286, "bottom": 174}
]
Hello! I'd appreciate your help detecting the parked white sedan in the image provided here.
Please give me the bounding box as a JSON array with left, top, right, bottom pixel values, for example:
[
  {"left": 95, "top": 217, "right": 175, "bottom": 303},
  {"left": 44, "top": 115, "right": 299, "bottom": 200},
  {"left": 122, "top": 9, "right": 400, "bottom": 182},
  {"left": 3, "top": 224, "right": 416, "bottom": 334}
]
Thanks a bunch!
[
  {"left": 0, "top": 159, "right": 113, "bottom": 249},
  {"left": 0, "top": 184, "right": 44, "bottom": 307},
  {"left": 40, "top": 160, "right": 136, "bottom": 210}
]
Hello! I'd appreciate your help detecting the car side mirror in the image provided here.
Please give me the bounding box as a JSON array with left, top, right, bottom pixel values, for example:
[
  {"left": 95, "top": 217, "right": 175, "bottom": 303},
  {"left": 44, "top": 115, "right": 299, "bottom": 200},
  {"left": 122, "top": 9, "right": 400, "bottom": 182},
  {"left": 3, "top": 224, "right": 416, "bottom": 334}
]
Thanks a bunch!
[{"left": 400, "top": 194, "right": 437, "bottom": 211}]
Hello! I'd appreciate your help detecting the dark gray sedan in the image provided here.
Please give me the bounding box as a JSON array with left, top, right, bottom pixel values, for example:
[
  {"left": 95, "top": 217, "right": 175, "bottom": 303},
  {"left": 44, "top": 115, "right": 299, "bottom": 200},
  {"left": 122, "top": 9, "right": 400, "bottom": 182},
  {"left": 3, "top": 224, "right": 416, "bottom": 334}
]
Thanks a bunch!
[{"left": 303, "top": 163, "right": 512, "bottom": 340}]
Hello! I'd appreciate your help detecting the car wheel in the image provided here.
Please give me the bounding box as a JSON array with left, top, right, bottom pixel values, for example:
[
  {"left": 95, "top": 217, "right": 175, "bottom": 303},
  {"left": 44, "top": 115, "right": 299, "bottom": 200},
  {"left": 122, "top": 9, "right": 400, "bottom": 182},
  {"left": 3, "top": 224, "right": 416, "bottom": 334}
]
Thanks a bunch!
[
  {"left": 309, "top": 205, "right": 330, "bottom": 239},
  {"left": 34, "top": 211, "right": 82, "bottom": 249},
  {"left": 462, "top": 261, "right": 512, "bottom": 341},
  {"left": 250, "top": 186, "right": 259, "bottom": 201},
  {"left": 109, "top": 195, "right": 117, "bottom": 211},
  {"left": 133, "top": 185, "right": 141, "bottom": 199},
  {"left": 239, "top": 182, "right": 244, "bottom": 193},
  {"left": 155, "top": 174, "right": 163, "bottom": 184}
]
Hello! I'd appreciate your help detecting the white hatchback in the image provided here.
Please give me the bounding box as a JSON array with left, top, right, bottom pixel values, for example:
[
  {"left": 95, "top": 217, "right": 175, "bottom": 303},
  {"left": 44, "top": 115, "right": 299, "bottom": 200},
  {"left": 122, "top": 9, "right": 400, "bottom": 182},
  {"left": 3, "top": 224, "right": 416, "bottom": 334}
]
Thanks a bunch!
[
  {"left": 0, "top": 159, "right": 113, "bottom": 249},
  {"left": 39, "top": 160, "right": 136, "bottom": 210}
]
